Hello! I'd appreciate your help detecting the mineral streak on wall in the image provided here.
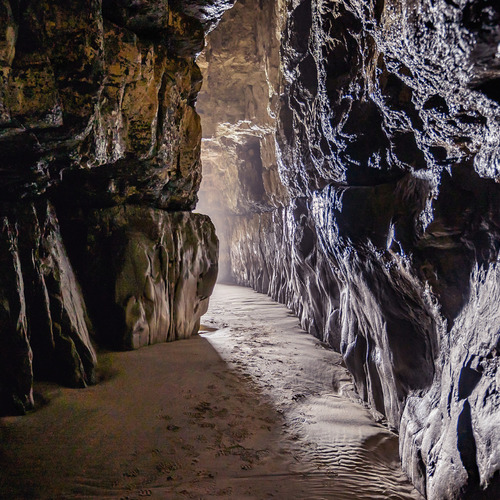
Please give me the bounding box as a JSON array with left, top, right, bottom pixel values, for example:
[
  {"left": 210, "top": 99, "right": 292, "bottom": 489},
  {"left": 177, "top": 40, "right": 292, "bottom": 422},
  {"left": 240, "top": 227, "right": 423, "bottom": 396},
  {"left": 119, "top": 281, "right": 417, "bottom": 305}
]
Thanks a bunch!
[
  {"left": 0, "top": 0, "right": 229, "bottom": 415},
  {"left": 197, "top": 0, "right": 500, "bottom": 498}
]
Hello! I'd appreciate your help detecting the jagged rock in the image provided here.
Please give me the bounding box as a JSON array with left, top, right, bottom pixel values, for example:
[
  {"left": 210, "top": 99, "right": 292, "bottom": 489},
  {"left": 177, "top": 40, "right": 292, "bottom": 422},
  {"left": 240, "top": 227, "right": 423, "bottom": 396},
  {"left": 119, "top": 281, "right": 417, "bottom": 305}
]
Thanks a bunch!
[
  {"left": 0, "top": 0, "right": 224, "bottom": 415},
  {"left": 61, "top": 206, "right": 218, "bottom": 350},
  {"left": 172, "top": 0, "right": 237, "bottom": 33},
  {"left": 0, "top": 0, "right": 233, "bottom": 210},
  {"left": 0, "top": 215, "right": 33, "bottom": 415},
  {"left": 198, "top": 0, "right": 500, "bottom": 497},
  {"left": 400, "top": 266, "right": 500, "bottom": 499},
  {"left": 0, "top": 201, "right": 96, "bottom": 416},
  {"left": 1, "top": 0, "right": 499, "bottom": 496}
]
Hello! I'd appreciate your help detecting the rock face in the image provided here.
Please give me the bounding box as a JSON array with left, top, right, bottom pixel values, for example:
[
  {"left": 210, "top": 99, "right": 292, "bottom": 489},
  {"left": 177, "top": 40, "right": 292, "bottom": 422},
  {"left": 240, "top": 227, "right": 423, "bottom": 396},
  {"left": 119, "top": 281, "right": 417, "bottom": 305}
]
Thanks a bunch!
[
  {"left": 0, "top": 201, "right": 96, "bottom": 414},
  {"left": 62, "top": 207, "right": 218, "bottom": 350},
  {"left": 198, "top": 0, "right": 500, "bottom": 498},
  {"left": 196, "top": 0, "right": 288, "bottom": 281},
  {"left": 2, "top": 0, "right": 499, "bottom": 496},
  {"left": 0, "top": 0, "right": 225, "bottom": 415}
]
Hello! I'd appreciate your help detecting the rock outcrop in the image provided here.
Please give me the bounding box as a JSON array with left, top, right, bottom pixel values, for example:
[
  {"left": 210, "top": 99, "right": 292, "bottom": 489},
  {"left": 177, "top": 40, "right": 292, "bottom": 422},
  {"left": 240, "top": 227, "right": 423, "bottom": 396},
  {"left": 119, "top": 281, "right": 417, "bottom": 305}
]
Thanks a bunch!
[
  {"left": 0, "top": 201, "right": 96, "bottom": 414},
  {"left": 198, "top": 0, "right": 500, "bottom": 498},
  {"left": 0, "top": 0, "right": 225, "bottom": 415},
  {"left": 196, "top": 0, "right": 287, "bottom": 281},
  {"left": 62, "top": 206, "right": 218, "bottom": 350}
]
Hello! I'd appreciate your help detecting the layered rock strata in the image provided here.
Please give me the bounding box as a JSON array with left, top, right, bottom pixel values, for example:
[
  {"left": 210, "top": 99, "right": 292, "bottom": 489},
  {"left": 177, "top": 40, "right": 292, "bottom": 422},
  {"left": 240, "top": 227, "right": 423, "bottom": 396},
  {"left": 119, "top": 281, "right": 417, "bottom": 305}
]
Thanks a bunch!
[
  {"left": 0, "top": 0, "right": 226, "bottom": 414},
  {"left": 198, "top": 0, "right": 500, "bottom": 498}
]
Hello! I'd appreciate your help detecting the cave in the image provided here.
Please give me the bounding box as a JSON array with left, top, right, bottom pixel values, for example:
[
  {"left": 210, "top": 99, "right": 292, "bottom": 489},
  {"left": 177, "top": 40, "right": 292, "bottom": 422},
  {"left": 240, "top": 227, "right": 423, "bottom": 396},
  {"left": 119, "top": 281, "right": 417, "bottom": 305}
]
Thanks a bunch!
[{"left": 0, "top": 0, "right": 499, "bottom": 499}]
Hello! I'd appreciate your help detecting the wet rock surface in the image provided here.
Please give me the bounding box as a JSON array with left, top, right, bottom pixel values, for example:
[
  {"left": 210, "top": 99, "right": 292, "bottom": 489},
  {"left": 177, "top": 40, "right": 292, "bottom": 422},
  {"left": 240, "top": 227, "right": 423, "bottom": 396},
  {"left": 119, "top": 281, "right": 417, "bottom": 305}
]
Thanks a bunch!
[
  {"left": 198, "top": 0, "right": 500, "bottom": 497},
  {"left": 0, "top": 0, "right": 222, "bottom": 414}
]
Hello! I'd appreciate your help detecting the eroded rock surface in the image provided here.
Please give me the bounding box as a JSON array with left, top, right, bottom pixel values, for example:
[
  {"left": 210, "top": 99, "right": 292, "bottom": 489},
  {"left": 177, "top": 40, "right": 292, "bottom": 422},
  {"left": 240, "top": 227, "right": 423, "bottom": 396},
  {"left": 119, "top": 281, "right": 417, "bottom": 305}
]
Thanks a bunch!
[
  {"left": 62, "top": 207, "right": 218, "bottom": 350},
  {"left": 196, "top": 0, "right": 288, "bottom": 281},
  {"left": 0, "top": 201, "right": 96, "bottom": 414},
  {"left": 0, "top": 0, "right": 224, "bottom": 414},
  {"left": 198, "top": 0, "right": 500, "bottom": 498}
]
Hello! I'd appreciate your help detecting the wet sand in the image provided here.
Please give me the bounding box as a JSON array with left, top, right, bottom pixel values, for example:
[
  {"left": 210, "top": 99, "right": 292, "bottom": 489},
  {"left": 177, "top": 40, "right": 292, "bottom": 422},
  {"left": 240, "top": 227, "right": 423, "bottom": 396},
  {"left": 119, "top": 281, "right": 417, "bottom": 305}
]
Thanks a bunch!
[{"left": 0, "top": 284, "right": 423, "bottom": 499}]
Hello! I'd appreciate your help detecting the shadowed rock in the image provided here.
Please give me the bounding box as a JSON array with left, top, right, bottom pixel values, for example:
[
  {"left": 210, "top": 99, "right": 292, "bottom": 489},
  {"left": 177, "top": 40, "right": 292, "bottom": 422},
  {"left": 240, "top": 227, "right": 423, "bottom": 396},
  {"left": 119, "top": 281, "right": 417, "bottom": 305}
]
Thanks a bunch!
[
  {"left": 0, "top": 0, "right": 224, "bottom": 414},
  {"left": 0, "top": 201, "right": 96, "bottom": 415},
  {"left": 61, "top": 206, "right": 218, "bottom": 350}
]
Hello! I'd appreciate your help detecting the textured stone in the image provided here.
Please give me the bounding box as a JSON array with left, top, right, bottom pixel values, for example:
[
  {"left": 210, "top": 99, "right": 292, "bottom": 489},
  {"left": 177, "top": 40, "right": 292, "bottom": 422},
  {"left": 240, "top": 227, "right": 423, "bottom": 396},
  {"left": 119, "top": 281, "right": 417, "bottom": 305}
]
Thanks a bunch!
[
  {"left": 0, "top": 201, "right": 96, "bottom": 415},
  {"left": 198, "top": 0, "right": 500, "bottom": 498},
  {"left": 0, "top": 0, "right": 232, "bottom": 210},
  {"left": 61, "top": 206, "right": 218, "bottom": 350},
  {"left": 400, "top": 265, "right": 500, "bottom": 499},
  {"left": 0, "top": 215, "right": 33, "bottom": 415},
  {"left": 196, "top": 0, "right": 287, "bottom": 282},
  {"left": 0, "top": 0, "right": 225, "bottom": 415}
]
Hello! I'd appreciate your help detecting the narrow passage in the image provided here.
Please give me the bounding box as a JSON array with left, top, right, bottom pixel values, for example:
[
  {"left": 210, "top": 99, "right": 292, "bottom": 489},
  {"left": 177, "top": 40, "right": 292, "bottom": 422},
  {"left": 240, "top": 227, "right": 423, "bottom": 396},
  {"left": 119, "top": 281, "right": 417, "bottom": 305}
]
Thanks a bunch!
[
  {"left": 0, "top": 285, "right": 422, "bottom": 499},
  {"left": 200, "top": 284, "right": 424, "bottom": 500}
]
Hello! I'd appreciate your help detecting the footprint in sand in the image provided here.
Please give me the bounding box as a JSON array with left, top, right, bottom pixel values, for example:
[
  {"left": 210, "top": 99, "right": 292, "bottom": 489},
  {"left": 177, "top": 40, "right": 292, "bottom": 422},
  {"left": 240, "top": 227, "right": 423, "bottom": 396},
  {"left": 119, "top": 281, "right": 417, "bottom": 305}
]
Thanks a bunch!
[{"left": 123, "top": 468, "right": 140, "bottom": 478}]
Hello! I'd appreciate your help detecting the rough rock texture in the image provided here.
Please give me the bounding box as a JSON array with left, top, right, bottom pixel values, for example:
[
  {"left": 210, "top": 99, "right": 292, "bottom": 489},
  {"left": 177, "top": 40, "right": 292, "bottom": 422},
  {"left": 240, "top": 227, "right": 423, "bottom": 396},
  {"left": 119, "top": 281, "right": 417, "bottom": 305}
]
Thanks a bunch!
[
  {"left": 0, "top": 201, "right": 96, "bottom": 414},
  {"left": 198, "top": 0, "right": 500, "bottom": 498},
  {"left": 62, "top": 207, "right": 218, "bottom": 350},
  {"left": 196, "top": 0, "right": 288, "bottom": 281},
  {"left": 0, "top": 0, "right": 225, "bottom": 414}
]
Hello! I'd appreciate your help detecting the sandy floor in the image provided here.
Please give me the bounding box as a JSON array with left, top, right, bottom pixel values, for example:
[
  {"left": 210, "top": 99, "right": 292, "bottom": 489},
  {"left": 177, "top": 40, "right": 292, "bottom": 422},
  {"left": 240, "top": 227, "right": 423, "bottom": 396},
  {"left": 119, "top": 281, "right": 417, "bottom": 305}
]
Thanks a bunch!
[{"left": 0, "top": 284, "right": 423, "bottom": 499}]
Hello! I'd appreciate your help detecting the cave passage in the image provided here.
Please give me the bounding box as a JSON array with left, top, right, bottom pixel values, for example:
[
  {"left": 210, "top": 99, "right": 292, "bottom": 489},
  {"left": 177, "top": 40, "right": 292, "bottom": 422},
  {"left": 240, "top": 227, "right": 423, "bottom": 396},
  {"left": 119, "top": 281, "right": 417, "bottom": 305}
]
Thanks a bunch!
[
  {"left": 1, "top": 0, "right": 499, "bottom": 499},
  {"left": 0, "top": 284, "right": 422, "bottom": 499}
]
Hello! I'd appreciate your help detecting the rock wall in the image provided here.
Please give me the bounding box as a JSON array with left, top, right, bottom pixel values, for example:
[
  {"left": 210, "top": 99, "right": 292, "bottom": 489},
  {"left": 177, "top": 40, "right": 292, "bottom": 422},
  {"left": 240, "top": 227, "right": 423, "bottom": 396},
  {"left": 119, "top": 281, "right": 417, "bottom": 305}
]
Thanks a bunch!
[
  {"left": 198, "top": 0, "right": 500, "bottom": 498},
  {"left": 0, "top": 0, "right": 227, "bottom": 415},
  {"left": 62, "top": 206, "right": 218, "bottom": 350},
  {"left": 196, "top": 0, "right": 288, "bottom": 281},
  {"left": 0, "top": 201, "right": 96, "bottom": 414}
]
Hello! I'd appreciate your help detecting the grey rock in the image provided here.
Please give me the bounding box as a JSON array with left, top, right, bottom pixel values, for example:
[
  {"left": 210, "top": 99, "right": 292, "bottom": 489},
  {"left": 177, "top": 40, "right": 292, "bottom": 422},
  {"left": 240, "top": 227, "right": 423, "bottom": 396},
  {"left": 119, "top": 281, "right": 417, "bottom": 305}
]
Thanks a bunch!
[{"left": 198, "top": 0, "right": 500, "bottom": 497}]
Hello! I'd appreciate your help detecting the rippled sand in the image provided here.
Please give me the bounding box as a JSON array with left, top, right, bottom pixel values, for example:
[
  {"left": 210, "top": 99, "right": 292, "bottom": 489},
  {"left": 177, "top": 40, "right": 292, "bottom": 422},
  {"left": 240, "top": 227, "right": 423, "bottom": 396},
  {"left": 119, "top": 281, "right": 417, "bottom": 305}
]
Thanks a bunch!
[
  {"left": 0, "top": 284, "right": 422, "bottom": 499},
  {"left": 201, "top": 284, "right": 423, "bottom": 500}
]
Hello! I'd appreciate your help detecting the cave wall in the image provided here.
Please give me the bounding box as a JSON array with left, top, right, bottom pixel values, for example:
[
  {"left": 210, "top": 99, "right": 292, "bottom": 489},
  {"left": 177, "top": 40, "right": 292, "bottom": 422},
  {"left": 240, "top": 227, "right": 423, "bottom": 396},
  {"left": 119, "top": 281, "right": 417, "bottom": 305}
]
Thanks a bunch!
[
  {"left": 196, "top": 0, "right": 288, "bottom": 281},
  {"left": 0, "top": 0, "right": 230, "bottom": 415},
  {"left": 198, "top": 0, "right": 500, "bottom": 498}
]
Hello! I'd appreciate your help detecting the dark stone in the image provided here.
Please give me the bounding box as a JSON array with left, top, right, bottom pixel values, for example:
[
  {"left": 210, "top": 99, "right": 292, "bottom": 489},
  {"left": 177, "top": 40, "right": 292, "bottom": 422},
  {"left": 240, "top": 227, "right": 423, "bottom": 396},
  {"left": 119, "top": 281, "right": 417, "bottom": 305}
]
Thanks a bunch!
[
  {"left": 0, "top": 0, "right": 224, "bottom": 415},
  {"left": 197, "top": 1, "right": 500, "bottom": 498},
  {"left": 0, "top": 201, "right": 97, "bottom": 415}
]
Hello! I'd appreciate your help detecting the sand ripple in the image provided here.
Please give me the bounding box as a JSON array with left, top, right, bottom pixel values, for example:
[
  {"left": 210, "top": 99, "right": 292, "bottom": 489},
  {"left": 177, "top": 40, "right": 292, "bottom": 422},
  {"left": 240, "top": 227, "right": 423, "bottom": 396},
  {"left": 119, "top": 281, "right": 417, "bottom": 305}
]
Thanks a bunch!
[
  {"left": 201, "top": 284, "right": 423, "bottom": 499},
  {"left": 0, "top": 284, "right": 423, "bottom": 499}
]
